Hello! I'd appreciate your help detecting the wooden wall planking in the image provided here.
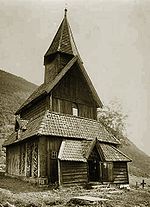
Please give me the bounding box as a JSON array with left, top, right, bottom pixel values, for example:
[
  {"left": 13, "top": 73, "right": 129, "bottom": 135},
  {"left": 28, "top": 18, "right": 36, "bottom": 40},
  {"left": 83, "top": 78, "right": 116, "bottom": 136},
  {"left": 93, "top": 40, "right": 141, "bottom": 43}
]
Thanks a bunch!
[
  {"left": 20, "top": 96, "right": 47, "bottom": 120},
  {"left": 52, "top": 97, "right": 97, "bottom": 119},
  {"left": 38, "top": 136, "right": 47, "bottom": 178},
  {"left": 113, "top": 162, "right": 129, "bottom": 184},
  {"left": 60, "top": 161, "right": 88, "bottom": 185},
  {"left": 6, "top": 144, "right": 20, "bottom": 176},
  {"left": 51, "top": 64, "right": 97, "bottom": 120},
  {"left": 47, "top": 136, "right": 62, "bottom": 183},
  {"left": 53, "top": 65, "right": 96, "bottom": 105},
  {"left": 44, "top": 53, "right": 72, "bottom": 84}
]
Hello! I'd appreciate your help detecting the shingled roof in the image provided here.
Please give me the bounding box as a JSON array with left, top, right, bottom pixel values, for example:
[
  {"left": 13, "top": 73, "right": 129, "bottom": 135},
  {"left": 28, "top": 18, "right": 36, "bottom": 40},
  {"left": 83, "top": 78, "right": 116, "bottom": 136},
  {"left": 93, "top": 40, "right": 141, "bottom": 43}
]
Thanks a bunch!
[
  {"left": 100, "top": 144, "right": 131, "bottom": 162},
  {"left": 4, "top": 110, "right": 120, "bottom": 146},
  {"left": 58, "top": 139, "right": 131, "bottom": 162},
  {"left": 58, "top": 140, "right": 87, "bottom": 162},
  {"left": 44, "top": 9, "right": 80, "bottom": 58}
]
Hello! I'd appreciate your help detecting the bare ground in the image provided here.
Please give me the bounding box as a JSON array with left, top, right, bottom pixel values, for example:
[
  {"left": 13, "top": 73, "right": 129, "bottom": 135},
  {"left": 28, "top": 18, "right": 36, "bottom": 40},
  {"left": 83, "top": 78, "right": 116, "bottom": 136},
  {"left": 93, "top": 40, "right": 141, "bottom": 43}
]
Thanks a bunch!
[{"left": 0, "top": 175, "right": 150, "bottom": 207}]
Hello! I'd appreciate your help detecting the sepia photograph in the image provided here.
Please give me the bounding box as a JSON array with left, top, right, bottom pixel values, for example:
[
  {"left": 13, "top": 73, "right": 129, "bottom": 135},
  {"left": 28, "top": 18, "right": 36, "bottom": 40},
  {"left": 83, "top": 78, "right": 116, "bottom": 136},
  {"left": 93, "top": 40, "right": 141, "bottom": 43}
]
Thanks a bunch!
[{"left": 0, "top": 0, "right": 150, "bottom": 206}]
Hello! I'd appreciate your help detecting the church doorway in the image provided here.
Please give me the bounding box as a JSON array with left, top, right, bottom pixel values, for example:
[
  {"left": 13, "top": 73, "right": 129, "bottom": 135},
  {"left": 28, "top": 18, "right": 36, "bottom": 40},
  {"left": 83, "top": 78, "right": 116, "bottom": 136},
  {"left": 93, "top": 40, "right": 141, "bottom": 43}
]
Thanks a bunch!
[
  {"left": 88, "top": 146, "right": 102, "bottom": 182},
  {"left": 88, "top": 160, "right": 100, "bottom": 181}
]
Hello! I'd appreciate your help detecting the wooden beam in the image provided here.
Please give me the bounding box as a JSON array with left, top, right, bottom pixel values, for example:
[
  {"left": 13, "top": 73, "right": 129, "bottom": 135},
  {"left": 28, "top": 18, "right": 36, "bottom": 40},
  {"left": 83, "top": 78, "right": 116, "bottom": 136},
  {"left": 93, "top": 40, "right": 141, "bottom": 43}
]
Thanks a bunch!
[{"left": 58, "top": 159, "right": 62, "bottom": 186}]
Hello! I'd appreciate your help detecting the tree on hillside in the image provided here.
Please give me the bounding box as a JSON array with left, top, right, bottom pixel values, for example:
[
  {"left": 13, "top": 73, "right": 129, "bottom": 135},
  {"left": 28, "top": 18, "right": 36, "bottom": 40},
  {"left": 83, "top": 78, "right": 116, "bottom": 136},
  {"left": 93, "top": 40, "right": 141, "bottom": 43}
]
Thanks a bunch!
[{"left": 97, "top": 103, "right": 128, "bottom": 141}]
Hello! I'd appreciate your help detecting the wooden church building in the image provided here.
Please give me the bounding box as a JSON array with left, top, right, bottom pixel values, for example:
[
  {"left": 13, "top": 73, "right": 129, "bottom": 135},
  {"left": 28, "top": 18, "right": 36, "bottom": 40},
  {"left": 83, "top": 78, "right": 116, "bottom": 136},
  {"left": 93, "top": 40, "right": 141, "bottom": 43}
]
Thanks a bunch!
[{"left": 4, "top": 10, "right": 131, "bottom": 186}]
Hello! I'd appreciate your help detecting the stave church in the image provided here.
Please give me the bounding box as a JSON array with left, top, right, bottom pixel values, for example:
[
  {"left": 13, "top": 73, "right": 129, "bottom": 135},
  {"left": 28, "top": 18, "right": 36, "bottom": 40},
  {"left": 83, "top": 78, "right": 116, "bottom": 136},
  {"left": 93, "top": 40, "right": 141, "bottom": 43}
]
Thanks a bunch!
[{"left": 4, "top": 9, "right": 131, "bottom": 186}]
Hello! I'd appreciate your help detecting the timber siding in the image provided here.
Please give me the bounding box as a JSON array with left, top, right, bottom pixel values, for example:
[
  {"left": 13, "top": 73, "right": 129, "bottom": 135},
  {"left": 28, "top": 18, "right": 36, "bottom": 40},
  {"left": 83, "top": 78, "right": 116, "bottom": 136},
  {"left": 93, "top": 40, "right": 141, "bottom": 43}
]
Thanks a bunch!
[
  {"left": 52, "top": 65, "right": 97, "bottom": 119},
  {"left": 113, "top": 162, "right": 129, "bottom": 184},
  {"left": 47, "top": 136, "right": 62, "bottom": 183},
  {"left": 6, "top": 138, "right": 39, "bottom": 179},
  {"left": 44, "top": 53, "right": 72, "bottom": 84},
  {"left": 7, "top": 144, "right": 20, "bottom": 176},
  {"left": 59, "top": 161, "right": 88, "bottom": 185},
  {"left": 20, "top": 96, "right": 47, "bottom": 120},
  {"left": 38, "top": 137, "right": 47, "bottom": 178}
]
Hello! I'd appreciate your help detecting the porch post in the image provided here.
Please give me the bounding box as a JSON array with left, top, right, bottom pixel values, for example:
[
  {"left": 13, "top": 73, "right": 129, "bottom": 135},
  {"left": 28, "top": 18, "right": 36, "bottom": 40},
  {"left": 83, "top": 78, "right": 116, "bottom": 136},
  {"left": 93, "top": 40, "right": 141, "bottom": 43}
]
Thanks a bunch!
[
  {"left": 99, "top": 161, "right": 103, "bottom": 181},
  {"left": 58, "top": 159, "right": 61, "bottom": 185}
]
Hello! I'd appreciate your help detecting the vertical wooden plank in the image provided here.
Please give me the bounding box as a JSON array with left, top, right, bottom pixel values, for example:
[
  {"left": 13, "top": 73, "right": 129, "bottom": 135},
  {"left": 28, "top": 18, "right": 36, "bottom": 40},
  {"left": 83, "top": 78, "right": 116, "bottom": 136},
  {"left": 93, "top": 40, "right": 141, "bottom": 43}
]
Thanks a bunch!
[
  {"left": 126, "top": 163, "right": 129, "bottom": 183},
  {"left": 47, "top": 138, "right": 50, "bottom": 178},
  {"left": 99, "top": 161, "right": 103, "bottom": 181},
  {"left": 32, "top": 141, "right": 38, "bottom": 178},
  {"left": 108, "top": 162, "right": 113, "bottom": 182},
  {"left": 38, "top": 136, "right": 47, "bottom": 177},
  {"left": 47, "top": 137, "right": 62, "bottom": 183},
  {"left": 24, "top": 142, "right": 27, "bottom": 177},
  {"left": 58, "top": 159, "right": 62, "bottom": 185},
  {"left": 37, "top": 140, "right": 40, "bottom": 178},
  {"left": 5, "top": 147, "right": 8, "bottom": 174},
  {"left": 49, "top": 94, "right": 53, "bottom": 111}
]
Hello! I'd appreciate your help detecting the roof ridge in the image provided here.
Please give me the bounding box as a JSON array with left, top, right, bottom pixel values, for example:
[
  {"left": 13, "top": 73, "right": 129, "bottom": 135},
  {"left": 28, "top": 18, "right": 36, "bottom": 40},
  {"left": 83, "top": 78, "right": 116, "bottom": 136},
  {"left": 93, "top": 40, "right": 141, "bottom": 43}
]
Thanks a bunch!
[
  {"left": 57, "top": 17, "right": 65, "bottom": 51},
  {"left": 77, "top": 58, "right": 103, "bottom": 107}
]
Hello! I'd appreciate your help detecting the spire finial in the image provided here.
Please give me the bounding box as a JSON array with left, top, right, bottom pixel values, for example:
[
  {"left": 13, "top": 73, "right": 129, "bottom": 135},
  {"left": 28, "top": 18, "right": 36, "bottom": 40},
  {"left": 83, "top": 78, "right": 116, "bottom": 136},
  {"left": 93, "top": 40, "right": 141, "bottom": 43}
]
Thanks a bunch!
[{"left": 64, "top": 8, "right": 67, "bottom": 17}]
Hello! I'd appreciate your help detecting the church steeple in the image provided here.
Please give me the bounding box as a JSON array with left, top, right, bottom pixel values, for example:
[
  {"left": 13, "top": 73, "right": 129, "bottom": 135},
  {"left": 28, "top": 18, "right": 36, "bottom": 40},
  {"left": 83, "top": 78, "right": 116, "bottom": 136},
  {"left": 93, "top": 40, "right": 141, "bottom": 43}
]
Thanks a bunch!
[
  {"left": 44, "top": 9, "right": 81, "bottom": 84},
  {"left": 44, "top": 9, "right": 79, "bottom": 62}
]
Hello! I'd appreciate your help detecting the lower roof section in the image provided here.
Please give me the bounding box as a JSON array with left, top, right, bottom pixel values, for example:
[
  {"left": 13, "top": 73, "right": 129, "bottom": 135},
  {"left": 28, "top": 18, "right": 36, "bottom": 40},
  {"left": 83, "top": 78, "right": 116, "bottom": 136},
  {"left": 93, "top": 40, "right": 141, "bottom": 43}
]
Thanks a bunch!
[
  {"left": 58, "top": 140, "right": 131, "bottom": 162},
  {"left": 4, "top": 110, "right": 120, "bottom": 146},
  {"left": 58, "top": 139, "right": 131, "bottom": 162}
]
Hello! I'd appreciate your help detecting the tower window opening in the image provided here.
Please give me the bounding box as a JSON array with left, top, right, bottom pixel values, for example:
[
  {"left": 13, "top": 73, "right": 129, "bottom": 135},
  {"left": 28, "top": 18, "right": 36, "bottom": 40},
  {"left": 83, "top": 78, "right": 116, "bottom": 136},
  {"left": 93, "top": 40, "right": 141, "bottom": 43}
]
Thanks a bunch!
[{"left": 72, "top": 103, "right": 78, "bottom": 116}]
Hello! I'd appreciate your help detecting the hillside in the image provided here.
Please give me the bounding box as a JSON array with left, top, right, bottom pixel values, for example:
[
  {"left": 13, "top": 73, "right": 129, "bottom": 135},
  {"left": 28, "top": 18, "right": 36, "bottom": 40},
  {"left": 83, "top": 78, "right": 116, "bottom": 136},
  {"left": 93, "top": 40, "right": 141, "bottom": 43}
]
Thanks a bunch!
[
  {"left": 0, "top": 69, "right": 37, "bottom": 170},
  {"left": 0, "top": 69, "right": 37, "bottom": 138},
  {"left": 119, "top": 137, "right": 150, "bottom": 178}
]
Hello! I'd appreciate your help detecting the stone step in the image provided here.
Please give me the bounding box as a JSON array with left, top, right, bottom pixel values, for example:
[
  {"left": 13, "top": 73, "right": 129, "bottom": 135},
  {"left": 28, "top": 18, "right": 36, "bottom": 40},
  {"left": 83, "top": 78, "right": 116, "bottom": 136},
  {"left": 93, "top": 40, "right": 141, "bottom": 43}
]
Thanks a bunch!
[
  {"left": 92, "top": 186, "right": 116, "bottom": 190},
  {"left": 68, "top": 196, "right": 108, "bottom": 206}
]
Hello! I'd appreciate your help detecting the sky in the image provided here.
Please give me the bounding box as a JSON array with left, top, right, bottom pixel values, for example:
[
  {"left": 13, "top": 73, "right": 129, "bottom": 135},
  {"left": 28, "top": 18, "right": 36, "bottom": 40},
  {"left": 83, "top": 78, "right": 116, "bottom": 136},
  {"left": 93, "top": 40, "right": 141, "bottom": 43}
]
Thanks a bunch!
[{"left": 0, "top": 0, "right": 150, "bottom": 156}]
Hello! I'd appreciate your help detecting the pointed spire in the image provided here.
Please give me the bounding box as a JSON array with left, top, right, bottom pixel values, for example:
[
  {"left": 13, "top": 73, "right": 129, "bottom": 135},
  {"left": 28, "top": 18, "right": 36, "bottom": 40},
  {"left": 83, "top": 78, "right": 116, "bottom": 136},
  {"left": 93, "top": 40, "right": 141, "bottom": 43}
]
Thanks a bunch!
[
  {"left": 64, "top": 8, "right": 67, "bottom": 17},
  {"left": 44, "top": 9, "right": 81, "bottom": 61}
]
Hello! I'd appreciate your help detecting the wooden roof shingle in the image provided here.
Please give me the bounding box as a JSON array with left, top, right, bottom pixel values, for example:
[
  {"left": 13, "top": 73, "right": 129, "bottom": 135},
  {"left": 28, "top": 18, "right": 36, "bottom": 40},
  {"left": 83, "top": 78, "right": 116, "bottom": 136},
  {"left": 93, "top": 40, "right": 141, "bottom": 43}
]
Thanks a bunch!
[
  {"left": 58, "top": 140, "right": 131, "bottom": 162},
  {"left": 58, "top": 140, "right": 86, "bottom": 162},
  {"left": 4, "top": 110, "right": 120, "bottom": 146},
  {"left": 100, "top": 143, "right": 131, "bottom": 162},
  {"left": 44, "top": 12, "right": 79, "bottom": 58}
]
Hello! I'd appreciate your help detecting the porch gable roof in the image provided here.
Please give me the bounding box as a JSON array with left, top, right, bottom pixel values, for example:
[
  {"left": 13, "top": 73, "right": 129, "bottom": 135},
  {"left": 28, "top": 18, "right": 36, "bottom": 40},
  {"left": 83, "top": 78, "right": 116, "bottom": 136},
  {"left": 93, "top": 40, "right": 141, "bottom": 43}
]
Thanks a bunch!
[{"left": 58, "top": 139, "right": 131, "bottom": 162}]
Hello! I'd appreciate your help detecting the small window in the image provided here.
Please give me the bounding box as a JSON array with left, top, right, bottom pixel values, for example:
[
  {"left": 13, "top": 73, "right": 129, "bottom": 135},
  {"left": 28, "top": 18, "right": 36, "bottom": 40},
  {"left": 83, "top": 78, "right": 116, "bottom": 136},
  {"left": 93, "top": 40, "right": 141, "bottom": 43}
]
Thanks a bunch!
[
  {"left": 51, "top": 151, "right": 57, "bottom": 159},
  {"left": 72, "top": 103, "right": 78, "bottom": 116}
]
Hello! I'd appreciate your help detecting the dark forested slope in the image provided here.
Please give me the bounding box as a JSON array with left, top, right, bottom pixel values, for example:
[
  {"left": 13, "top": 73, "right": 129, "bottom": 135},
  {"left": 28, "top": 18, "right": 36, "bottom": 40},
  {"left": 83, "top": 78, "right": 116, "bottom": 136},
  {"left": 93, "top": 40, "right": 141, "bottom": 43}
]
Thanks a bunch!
[{"left": 0, "top": 69, "right": 37, "bottom": 138}]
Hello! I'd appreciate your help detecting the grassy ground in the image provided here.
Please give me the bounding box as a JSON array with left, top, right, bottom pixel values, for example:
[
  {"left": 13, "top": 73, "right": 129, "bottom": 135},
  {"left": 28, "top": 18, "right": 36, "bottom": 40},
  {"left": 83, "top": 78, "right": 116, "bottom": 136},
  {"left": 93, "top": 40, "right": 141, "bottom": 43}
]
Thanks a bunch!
[{"left": 0, "top": 175, "right": 150, "bottom": 207}]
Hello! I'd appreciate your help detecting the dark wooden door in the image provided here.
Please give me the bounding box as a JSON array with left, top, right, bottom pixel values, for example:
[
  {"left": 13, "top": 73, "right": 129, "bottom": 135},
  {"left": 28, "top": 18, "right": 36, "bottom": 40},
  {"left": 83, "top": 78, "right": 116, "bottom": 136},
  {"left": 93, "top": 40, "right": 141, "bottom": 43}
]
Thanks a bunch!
[{"left": 88, "top": 160, "right": 100, "bottom": 181}]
